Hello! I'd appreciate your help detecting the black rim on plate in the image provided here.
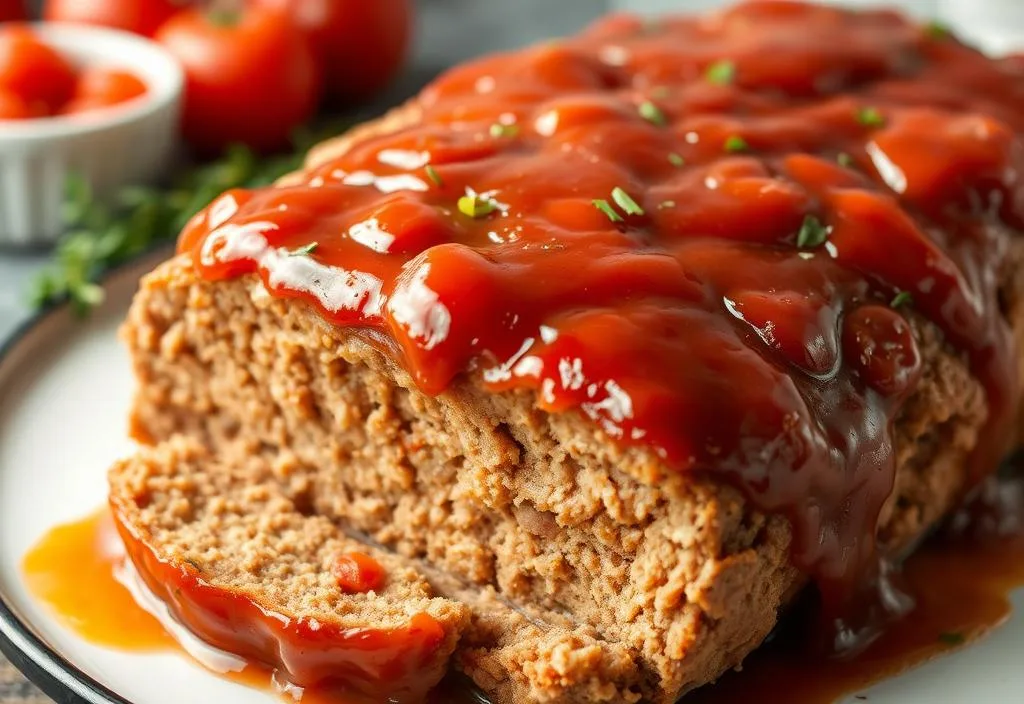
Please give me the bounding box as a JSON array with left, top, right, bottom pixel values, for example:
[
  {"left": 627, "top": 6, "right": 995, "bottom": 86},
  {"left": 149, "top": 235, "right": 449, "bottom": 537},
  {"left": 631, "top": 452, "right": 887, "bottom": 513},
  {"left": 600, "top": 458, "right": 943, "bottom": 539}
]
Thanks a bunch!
[{"left": 0, "top": 254, "right": 170, "bottom": 704}]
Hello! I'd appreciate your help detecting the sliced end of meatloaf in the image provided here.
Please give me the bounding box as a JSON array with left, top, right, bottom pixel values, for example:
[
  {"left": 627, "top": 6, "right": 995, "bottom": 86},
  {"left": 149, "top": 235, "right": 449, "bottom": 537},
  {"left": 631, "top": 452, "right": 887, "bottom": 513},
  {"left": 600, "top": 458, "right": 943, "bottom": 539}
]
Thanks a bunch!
[
  {"left": 118, "top": 250, "right": 1005, "bottom": 703},
  {"left": 108, "top": 436, "right": 469, "bottom": 701}
]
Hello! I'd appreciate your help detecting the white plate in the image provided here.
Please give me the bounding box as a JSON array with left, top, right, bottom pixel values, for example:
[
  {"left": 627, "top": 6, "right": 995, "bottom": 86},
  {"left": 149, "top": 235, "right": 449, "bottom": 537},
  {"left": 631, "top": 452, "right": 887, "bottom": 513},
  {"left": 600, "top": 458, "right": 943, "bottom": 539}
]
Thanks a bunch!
[{"left": 2, "top": 253, "right": 1024, "bottom": 704}]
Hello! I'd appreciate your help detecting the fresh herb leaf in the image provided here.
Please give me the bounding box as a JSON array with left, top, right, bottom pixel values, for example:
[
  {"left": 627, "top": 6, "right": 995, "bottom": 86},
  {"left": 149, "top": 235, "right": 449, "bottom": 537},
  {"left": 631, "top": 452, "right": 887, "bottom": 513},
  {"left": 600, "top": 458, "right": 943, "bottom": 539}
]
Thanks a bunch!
[
  {"left": 705, "top": 59, "right": 736, "bottom": 85},
  {"left": 938, "top": 631, "right": 965, "bottom": 646},
  {"left": 891, "top": 290, "right": 914, "bottom": 308},
  {"left": 668, "top": 152, "right": 685, "bottom": 167},
  {"left": 797, "top": 214, "right": 830, "bottom": 248},
  {"left": 638, "top": 100, "right": 667, "bottom": 126},
  {"left": 489, "top": 123, "right": 520, "bottom": 138},
  {"left": 837, "top": 152, "right": 854, "bottom": 167},
  {"left": 724, "top": 135, "right": 749, "bottom": 153},
  {"left": 288, "top": 241, "right": 319, "bottom": 257},
  {"left": 458, "top": 193, "right": 498, "bottom": 218},
  {"left": 926, "top": 20, "right": 951, "bottom": 39},
  {"left": 611, "top": 187, "right": 645, "bottom": 216},
  {"left": 425, "top": 165, "right": 444, "bottom": 187},
  {"left": 856, "top": 106, "right": 886, "bottom": 127},
  {"left": 592, "top": 199, "right": 624, "bottom": 223}
]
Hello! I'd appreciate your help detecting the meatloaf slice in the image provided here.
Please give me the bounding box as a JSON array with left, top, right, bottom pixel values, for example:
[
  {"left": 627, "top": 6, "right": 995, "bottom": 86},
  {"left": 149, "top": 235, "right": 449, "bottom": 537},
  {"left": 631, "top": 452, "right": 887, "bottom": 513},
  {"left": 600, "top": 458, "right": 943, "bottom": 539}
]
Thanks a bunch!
[
  {"left": 108, "top": 436, "right": 470, "bottom": 701},
  {"left": 120, "top": 251, "right": 1006, "bottom": 703},
  {"left": 119, "top": 4, "right": 1024, "bottom": 702}
]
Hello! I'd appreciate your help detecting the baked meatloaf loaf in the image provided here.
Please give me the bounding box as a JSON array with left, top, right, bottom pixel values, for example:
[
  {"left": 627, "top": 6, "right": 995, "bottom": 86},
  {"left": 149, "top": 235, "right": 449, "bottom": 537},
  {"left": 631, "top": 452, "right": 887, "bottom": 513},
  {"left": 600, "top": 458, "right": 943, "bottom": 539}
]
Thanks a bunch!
[{"left": 113, "top": 1, "right": 1024, "bottom": 702}]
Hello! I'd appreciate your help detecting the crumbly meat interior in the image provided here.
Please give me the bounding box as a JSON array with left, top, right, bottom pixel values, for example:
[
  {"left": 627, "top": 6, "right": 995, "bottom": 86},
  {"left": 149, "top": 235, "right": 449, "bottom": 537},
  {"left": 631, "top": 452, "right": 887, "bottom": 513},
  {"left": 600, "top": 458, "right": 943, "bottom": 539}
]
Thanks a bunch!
[{"left": 115, "top": 242, "right": 1022, "bottom": 702}]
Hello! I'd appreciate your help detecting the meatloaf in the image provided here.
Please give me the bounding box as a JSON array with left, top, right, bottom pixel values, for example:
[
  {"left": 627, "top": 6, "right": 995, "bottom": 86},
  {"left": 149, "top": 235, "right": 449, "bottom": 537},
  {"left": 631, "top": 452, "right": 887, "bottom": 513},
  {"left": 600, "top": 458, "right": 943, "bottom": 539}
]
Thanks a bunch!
[{"left": 116, "top": 2, "right": 1024, "bottom": 703}]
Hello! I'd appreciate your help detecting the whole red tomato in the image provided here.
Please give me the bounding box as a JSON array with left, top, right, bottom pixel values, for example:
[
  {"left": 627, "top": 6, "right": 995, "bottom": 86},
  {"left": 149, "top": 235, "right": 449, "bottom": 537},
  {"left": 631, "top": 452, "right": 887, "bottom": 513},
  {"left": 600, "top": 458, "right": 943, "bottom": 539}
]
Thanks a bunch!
[
  {"left": 61, "top": 67, "right": 148, "bottom": 115},
  {"left": 43, "top": 0, "right": 185, "bottom": 38},
  {"left": 156, "top": 7, "right": 320, "bottom": 154},
  {"left": 0, "top": 89, "right": 43, "bottom": 119},
  {"left": 0, "top": 25, "right": 76, "bottom": 114},
  {"left": 250, "top": 0, "right": 411, "bottom": 102}
]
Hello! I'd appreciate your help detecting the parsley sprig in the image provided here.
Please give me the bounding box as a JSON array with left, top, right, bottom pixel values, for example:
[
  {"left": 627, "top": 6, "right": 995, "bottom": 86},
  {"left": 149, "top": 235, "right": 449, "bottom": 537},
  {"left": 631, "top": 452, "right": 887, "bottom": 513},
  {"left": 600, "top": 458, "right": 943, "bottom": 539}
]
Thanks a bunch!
[{"left": 30, "top": 126, "right": 342, "bottom": 314}]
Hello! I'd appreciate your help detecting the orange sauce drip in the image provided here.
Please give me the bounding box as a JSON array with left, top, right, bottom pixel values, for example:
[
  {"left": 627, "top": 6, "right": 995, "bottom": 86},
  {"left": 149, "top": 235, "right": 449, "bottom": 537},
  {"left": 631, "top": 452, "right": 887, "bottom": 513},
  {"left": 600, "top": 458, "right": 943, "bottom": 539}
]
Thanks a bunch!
[
  {"left": 20, "top": 510, "right": 172, "bottom": 651},
  {"left": 21, "top": 509, "right": 477, "bottom": 704},
  {"left": 691, "top": 534, "right": 1024, "bottom": 703},
  {"left": 18, "top": 506, "right": 1024, "bottom": 703}
]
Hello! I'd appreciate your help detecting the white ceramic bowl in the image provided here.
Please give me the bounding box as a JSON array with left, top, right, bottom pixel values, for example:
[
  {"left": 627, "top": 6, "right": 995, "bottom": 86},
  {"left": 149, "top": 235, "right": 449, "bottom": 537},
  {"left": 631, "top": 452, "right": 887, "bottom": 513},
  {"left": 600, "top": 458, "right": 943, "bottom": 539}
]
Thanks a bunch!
[{"left": 0, "top": 23, "right": 184, "bottom": 247}]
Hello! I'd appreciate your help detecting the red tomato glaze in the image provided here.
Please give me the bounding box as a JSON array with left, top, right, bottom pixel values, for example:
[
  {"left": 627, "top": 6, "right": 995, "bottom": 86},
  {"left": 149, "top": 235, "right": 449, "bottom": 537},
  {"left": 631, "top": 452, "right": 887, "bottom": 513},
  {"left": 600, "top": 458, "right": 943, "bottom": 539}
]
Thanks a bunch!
[
  {"left": 178, "top": 1, "right": 1024, "bottom": 635},
  {"left": 111, "top": 504, "right": 448, "bottom": 700}
]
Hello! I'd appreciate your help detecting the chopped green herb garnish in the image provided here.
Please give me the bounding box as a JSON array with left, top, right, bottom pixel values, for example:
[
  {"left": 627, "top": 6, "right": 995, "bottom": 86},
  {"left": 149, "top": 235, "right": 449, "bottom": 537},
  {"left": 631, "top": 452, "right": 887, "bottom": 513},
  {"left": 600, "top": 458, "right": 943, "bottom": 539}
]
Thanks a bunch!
[
  {"left": 489, "top": 123, "right": 520, "bottom": 138},
  {"left": 611, "top": 187, "right": 645, "bottom": 216},
  {"left": 458, "top": 193, "right": 498, "bottom": 218},
  {"left": 926, "top": 20, "right": 951, "bottom": 39},
  {"left": 796, "top": 215, "right": 829, "bottom": 248},
  {"left": 856, "top": 106, "right": 886, "bottom": 127},
  {"left": 425, "top": 165, "right": 444, "bottom": 187},
  {"left": 705, "top": 59, "right": 736, "bottom": 85},
  {"left": 724, "top": 135, "right": 749, "bottom": 153},
  {"left": 657, "top": 200, "right": 676, "bottom": 209},
  {"left": 938, "top": 631, "right": 965, "bottom": 646},
  {"left": 640, "top": 17, "right": 662, "bottom": 35},
  {"left": 638, "top": 100, "right": 667, "bottom": 126},
  {"left": 288, "top": 241, "right": 319, "bottom": 257},
  {"left": 668, "top": 152, "right": 685, "bottom": 167},
  {"left": 592, "top": 199, "right": 624, "bottom": 223},
  {"left": 891, "top": 290, "right": 913, "bottom": 308},
  {"left": 837, "top": 152, "right": 854, "bottom": 167}
]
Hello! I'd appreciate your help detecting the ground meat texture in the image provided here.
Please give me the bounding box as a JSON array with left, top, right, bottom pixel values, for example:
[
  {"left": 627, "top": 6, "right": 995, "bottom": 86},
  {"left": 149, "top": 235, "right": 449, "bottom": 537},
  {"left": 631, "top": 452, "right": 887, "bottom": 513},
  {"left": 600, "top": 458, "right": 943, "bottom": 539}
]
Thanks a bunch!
[
  {"left": 108, "top": 437, "right": 469, "bottom": 701},
  {"left": 116, "top": 3, "right": 1024, "bottom": 702},
  {"left": 118, "top": 243, "right": 1024, "bottom": 702}
]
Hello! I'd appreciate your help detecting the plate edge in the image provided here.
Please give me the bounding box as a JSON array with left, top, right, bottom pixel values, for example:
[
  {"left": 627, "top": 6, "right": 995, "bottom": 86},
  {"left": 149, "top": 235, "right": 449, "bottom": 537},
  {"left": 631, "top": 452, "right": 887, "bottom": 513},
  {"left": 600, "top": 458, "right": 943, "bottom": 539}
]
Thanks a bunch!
[{"left": 0, "top": 248, "right": 172, "bottom": 704}]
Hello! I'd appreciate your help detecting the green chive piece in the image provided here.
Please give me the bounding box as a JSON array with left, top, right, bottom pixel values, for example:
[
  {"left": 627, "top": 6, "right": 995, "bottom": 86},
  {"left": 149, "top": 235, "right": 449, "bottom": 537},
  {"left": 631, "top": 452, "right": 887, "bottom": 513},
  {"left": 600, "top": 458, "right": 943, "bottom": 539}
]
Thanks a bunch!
[
  {"left": 489, "top": 123, "right": 520, "bottom": 138},
  {"left": 926, "top": 20, "right": 951, "bottom": 39},
  {"left": 458, "top": 194, "right": 498, "bottom": 218},
  {"left": 657, "top": 200, "right": 676, "bottom": 209},
  {"left": 425, "top": 165, "right": 443, "bottom": 187},
  {"left": 639, "top": 100, "right": 667, "bottom": 126},
  {"left": 724, "top": 135, "right": 749, "bottom": 153},
  {"left": 938, "top": 631, "right": 965, "bottom": 646},
  {"left": 289, "top": 241, "right": 319, "bottom": 257},
  {"left": 890, "top": 290, "right": 913, "bottom": 308},
  {"left": 611, "top": 187, "right": 645, "bottom": 216},
  {"left": 837, "top": 152, "right": 854, "bottom": 167},
  {"left": 796, "top": 215, "right": 829, "bottom": 248},
  {"left": 593, "top": 199, "right": 624, "bottom": 223},
  {"left": 856, "top": 107, "right": 886, "bottom": 127},
  {"left": 640, "top": 18, "right": 662, "bottom": 35},
  {"left": 668, "top": 152, "right": 685, "bottom": 167},
  {"left": 705, "top": 59, "right": 736, "bottom": 85}
]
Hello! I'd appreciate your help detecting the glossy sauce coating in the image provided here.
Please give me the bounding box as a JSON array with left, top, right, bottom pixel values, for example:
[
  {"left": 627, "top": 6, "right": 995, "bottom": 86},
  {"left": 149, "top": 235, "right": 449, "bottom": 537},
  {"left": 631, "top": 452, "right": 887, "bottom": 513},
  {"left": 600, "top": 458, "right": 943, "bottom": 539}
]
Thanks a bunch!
[
  {"left": 110, "top": 505, "right": 449, "bottom": 701},
  {"left": 179, "top": 1, "right": 1024, "bottom": 611},
  {"left": 20, "top": 509, "right": 480, "bottom": 704},
  {"left": 22, "top": 495, "right": 1024, "bottom": 704}
]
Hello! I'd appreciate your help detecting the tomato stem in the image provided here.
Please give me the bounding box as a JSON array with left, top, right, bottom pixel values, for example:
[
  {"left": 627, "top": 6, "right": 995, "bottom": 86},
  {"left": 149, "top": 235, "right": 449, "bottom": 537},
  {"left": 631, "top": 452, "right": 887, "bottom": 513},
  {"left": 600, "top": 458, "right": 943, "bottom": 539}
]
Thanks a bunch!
[{"left": 206, "top": 9, "right": 241, "bottom": 28}]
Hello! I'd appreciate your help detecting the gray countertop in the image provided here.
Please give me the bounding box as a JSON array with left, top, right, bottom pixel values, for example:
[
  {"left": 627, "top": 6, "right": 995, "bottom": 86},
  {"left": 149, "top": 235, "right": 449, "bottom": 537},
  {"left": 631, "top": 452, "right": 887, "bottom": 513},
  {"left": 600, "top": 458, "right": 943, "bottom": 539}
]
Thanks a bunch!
[{"left": 0, "top": 252, "right": 47, "bottom": 342}]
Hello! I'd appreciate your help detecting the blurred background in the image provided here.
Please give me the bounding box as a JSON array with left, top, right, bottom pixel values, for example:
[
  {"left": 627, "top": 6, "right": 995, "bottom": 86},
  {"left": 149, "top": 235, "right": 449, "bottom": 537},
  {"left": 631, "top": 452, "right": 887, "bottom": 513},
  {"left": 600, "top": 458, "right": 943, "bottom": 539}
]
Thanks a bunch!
[{"left": 417, "top": 0, "right": 1024, "bottom": 68}]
